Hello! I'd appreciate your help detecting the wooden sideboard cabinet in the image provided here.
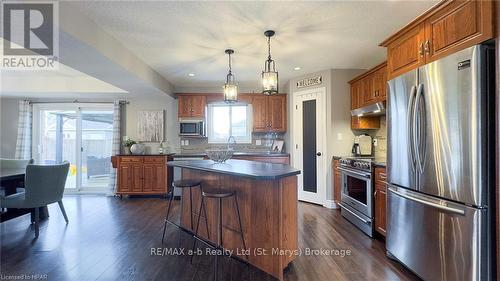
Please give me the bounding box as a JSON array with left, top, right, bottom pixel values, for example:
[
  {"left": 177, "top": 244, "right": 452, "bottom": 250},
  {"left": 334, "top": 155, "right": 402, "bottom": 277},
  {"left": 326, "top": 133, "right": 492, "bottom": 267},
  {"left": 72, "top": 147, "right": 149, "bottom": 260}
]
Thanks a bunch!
[{"left": 111, "top": 155, "right": 173, "bottom": 195}]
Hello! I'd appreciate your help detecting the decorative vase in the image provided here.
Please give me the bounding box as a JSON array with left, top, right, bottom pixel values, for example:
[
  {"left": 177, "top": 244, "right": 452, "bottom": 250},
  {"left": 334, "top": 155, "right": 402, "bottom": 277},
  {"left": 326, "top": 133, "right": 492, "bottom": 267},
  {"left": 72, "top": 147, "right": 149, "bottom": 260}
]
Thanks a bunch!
[{"left": 130, "top": 143, "right": 145, "bottom": 155}]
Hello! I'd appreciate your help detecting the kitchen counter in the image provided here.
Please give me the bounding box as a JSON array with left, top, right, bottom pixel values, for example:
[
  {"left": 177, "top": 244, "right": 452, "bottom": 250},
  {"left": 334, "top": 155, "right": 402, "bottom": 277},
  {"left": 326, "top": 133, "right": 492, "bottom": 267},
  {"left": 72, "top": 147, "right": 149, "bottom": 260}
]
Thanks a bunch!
[
  {"left": 373, "top": 162, "right": 386, "bottom": 168},
  {"left": 174, "top": 152, "right": 290, "bottom": 158},
  {"left": 167, "top": 159, "right": 299, "bottom": 180},
  {"left": 114, "top": 153, "right": 176, "bottom": 157},
  {"left": 170, "top": 159, "right": 299, "bottom": 280}
]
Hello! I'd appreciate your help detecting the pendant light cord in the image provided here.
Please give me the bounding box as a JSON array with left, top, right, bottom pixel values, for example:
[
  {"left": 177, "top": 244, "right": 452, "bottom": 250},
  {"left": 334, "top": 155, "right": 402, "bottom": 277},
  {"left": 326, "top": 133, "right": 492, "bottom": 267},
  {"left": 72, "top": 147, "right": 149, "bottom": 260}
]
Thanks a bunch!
[
  {"left": 267, "top": 36, "right": 272, "bottom": 60},
  {"left": 228, "top": 52, "right": 232, "bottom": 74}
]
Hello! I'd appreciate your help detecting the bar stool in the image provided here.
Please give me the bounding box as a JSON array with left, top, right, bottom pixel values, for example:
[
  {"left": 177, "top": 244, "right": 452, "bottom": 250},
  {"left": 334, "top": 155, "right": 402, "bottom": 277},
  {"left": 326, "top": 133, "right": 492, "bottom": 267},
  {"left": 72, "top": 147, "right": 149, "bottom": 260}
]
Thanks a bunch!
[
  {"left": 161, "top": 179, "right": 209, "bottom": 244},
  {"left": 192, "top": 188, "right": 248, "bottom": 280}
]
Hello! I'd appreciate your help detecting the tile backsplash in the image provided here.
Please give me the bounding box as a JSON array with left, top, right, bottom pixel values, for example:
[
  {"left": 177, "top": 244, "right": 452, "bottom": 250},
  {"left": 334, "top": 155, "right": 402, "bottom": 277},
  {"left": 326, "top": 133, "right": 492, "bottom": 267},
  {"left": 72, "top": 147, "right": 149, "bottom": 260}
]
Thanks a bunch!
[
  {"left": 373, "top": 116, "right": 387, "bottom": 163},
  {"left": 180, "top": 132, "right": 286, "bottom": 154},
  {"left": 351, "top": 115, "right": 387, "bottom": 163}
]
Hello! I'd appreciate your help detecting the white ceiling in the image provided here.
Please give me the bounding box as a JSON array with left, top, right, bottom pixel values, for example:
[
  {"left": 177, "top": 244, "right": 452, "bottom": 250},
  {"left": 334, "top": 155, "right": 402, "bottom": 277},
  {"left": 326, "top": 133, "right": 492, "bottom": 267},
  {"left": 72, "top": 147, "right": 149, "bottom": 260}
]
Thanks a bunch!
[{"left": 71, "top": 0, "right": 438, "bottom": 90}]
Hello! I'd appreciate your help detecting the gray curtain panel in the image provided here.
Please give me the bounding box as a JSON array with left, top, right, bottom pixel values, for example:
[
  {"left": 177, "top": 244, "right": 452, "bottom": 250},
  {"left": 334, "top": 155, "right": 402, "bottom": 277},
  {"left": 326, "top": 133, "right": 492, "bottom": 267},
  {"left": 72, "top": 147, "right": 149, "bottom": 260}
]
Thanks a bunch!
[
  {"left": 107, "top": 101, "right": 122, "bottom": 195},
  {"left": 15, "top": 100, "right": 32, "bottom": 159}
]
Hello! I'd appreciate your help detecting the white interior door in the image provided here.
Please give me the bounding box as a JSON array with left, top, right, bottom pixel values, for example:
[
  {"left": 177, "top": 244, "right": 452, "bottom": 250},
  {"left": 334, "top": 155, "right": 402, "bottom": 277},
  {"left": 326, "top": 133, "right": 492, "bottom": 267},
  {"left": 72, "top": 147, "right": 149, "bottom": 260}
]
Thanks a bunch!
[
  {"left": 293, "top": 88, "right": 327, "bottom": 205},
  {"left": 32, "top": 103, "right": 113, "bottom": 192}
]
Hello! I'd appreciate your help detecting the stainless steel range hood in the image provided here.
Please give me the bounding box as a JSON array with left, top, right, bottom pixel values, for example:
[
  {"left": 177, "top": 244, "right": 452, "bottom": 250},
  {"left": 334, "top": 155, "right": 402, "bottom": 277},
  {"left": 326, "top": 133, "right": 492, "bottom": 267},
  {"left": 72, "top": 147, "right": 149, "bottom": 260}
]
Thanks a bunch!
[{"left": 351, "top": 102, "right": 385, "bottom": 117}]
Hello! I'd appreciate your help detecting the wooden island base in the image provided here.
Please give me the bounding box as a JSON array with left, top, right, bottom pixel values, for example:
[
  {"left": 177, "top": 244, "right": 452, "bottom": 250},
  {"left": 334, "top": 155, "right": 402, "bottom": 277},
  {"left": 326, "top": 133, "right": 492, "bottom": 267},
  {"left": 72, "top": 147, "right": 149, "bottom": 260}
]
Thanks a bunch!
[{"left": 175, "top": 163, "right": 298, "bottom": 281}]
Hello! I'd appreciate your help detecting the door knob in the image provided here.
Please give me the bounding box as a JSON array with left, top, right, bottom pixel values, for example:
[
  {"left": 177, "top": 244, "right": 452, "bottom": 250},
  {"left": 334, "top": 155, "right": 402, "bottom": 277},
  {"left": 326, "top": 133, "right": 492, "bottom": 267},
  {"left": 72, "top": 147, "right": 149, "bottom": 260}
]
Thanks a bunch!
[{"left": 316, "top": 152, "right": 322, "bottom": 156}]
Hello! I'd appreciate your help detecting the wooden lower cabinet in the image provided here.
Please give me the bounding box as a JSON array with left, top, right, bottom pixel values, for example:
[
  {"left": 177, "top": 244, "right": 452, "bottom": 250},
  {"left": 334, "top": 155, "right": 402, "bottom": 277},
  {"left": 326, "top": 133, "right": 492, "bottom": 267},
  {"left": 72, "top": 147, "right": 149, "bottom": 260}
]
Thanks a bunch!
[
  {"left": 333, "top": 159, "right": 341, "bottom": 204},
  {"left": 232, "top": 155, "right": 290, "bottom": 165},
  {"left": 112, "top": 155, "right": 173, "bottom": 195},
  {"left": 374, "top": 166, "right": 387, "bottom": 236},
  {"left": 374, "top": 183, "right": 387, "bottom": 236}
]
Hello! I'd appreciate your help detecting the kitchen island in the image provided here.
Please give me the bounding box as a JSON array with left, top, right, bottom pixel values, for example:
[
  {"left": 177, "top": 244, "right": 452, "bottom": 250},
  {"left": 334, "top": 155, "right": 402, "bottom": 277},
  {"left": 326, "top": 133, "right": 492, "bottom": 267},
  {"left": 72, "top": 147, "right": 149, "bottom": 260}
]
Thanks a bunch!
[{"left": 167, "top": 159, "right": 300, "bottom": 280}]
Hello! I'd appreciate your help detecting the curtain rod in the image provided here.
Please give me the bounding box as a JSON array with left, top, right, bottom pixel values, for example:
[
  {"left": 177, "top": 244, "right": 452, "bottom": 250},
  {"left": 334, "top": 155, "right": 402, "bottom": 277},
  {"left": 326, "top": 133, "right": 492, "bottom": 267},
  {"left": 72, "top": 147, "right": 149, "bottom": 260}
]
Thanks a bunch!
[{"left": 28, "top": 100, "right": 129, "bottom": 105}]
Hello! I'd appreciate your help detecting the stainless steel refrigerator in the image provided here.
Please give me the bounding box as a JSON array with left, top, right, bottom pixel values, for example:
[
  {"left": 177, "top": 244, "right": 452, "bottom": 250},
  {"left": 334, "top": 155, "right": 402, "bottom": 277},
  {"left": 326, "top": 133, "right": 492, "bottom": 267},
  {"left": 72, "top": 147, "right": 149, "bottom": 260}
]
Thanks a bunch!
[{"left": 386, "top": 44, "right": 495, "bottom": 281}]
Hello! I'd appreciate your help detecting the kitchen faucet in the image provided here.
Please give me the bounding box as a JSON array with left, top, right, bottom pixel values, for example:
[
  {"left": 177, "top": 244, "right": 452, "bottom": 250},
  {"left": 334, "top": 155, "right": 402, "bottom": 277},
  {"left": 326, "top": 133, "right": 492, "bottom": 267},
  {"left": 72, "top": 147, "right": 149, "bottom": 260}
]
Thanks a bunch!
[{"left": 227, "top": 136, "right": 236, "bottom": 150}]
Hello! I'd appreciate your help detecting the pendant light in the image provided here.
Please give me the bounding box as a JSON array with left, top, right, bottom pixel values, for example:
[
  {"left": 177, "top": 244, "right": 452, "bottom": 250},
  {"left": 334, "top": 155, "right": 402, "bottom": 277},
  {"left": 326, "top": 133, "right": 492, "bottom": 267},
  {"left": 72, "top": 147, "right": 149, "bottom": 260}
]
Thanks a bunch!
[
  {"left": 262, "top": 30, "right": 278, "bottom": 95},
  {"left": 223, "top": 49, "right": 238, "bottom": 103}
]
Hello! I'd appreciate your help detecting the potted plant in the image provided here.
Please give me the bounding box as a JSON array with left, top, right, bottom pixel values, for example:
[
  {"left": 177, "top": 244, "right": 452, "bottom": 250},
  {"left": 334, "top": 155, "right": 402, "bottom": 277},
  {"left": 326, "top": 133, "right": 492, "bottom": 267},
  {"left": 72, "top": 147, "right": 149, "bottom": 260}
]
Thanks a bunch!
[{"left": 123, "top": 139, "right": 136, "bottom": 155}]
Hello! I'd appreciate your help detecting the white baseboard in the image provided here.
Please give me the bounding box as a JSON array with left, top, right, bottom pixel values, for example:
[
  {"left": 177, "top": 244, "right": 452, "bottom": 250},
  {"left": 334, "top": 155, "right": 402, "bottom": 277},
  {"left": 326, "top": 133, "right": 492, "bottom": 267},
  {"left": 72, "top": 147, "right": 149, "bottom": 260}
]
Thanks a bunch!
[{"left": 323, "top": 200, "right": 340, "bottom": 209}]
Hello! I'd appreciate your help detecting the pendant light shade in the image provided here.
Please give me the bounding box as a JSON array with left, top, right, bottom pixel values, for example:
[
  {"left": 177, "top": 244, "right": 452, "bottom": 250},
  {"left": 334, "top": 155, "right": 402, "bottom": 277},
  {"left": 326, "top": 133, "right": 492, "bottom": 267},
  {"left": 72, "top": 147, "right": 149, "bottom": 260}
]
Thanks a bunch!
[
  {"left": 223, "top": 49, "right": 238, "bottom": 103},
  {"left": 262, "top": 30, "right": 278, "bottom": 95}
]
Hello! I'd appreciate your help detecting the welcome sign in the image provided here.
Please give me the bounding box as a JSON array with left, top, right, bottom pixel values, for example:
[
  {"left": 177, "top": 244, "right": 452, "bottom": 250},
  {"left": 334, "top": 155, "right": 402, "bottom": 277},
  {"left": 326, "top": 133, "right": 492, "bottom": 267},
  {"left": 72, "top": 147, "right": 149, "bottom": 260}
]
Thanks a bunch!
[{"left": 297, "top": 76, "right": 322, "bottom": 88}]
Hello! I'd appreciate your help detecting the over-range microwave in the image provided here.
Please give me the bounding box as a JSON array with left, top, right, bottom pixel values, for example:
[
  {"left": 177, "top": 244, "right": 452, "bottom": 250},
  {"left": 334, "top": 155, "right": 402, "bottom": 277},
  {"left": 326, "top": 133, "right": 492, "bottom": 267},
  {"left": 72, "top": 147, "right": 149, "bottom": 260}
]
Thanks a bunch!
[{"left": 179, "top": 119, "right": 206, "bottom": 137}]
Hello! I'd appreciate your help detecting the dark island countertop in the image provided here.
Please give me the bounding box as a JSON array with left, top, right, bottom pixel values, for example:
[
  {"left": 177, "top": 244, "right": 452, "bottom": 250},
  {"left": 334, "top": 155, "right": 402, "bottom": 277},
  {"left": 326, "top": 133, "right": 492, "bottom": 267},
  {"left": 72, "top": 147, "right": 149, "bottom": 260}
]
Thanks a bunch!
[
  {"left": 174, "top": 152, "right": 290, "bottom": 158},
  {"left": 167, "top": 159, "right": 300, "bottom": 180}
]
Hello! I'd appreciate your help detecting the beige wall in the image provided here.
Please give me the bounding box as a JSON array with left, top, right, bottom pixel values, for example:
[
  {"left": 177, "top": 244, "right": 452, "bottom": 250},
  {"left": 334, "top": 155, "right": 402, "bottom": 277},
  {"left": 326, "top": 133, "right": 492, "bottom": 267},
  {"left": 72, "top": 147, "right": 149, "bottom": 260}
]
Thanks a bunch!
[
  {"left": 287, "top": 68, "right": 364, "bottom": 206},
  {"left": 123, "top": 95, "right": 180, "bottom": 154},
  {"left": 0, "top": 98, "right": 21, "bottom": 158},
  {"left": 0, "top": 95, "right": 180, "bottom": 158}
]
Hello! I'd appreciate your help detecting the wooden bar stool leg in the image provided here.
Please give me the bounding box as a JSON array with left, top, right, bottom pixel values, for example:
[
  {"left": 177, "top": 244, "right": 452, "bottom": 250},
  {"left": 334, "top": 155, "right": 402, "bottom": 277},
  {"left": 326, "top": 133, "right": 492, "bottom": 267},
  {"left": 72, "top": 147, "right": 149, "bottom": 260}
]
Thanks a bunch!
[
  {"left": 218, "top": 197, "right": 223, "bottom": 248},
  {"left": 201, "top": 192, "right": 210, "bottom": 240},
  {"left": 189, "top": 187, "right": 193, "bottom": 230},
  {"left": 234, "top": 195, "right": 248, "bottom": 260}
]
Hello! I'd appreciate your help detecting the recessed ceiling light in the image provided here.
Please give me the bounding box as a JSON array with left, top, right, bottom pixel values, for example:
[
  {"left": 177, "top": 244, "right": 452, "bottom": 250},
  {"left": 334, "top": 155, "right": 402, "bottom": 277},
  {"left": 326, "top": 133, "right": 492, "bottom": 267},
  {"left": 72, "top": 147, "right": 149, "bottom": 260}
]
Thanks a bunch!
[
  {"left": 188, "top": 73, "right": 195, "bottom": 77},
  {"left": 294, "top": 67, "right": 301, "bottom": 71}
]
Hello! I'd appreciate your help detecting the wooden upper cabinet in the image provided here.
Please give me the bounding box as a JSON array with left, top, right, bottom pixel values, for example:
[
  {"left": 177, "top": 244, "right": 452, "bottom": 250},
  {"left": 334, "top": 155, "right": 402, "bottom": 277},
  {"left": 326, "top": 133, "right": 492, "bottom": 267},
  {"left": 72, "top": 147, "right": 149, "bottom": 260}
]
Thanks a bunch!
[
  {"left": 178, "top": 95, "right": 206, "bottom": 118},
  {"left": 381, "top": 0, "right": 493, "bottom": 80},
  {"left": 372, "top": 66, "right": 387, "bottom": 102},
  {"left": 237, "top": 94, "right": 253, "bottom": 104},
  {"left": 252, "top": 94, "right": 287, "bottom": 133},
  {"left": 349, "top": 61, "right": 387, "bottom": 111},
  {"left": 350, "top": 81, "right": 361, "bottom": 110},
  {"left": 178, "top": 96, "right": 191, "bottom": 117},
  {"left": 424, "top": 0, "right": 493, "bottom": 61},
  {"left": 351, "top": 116, "right": 380, "bottom": 130},
  {"left": 252, "top": 95, "right": 269, "bottom": 132},
  {"left": 361, "top": 75, "right": 375, "bottom": 106},
  {"left": 268, "top": 95, "right": 287, "bottom": 132},
  {"left": 385, "top": 23, "right": 426, "bottom": 80}
]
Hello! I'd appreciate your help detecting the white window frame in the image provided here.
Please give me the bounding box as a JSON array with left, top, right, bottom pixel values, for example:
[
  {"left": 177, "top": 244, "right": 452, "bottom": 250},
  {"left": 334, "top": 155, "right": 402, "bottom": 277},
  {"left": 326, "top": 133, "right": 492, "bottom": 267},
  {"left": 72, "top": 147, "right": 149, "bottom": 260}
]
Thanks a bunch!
[{"left": 207, "top": 103, "right": 253, "bottom": 144}]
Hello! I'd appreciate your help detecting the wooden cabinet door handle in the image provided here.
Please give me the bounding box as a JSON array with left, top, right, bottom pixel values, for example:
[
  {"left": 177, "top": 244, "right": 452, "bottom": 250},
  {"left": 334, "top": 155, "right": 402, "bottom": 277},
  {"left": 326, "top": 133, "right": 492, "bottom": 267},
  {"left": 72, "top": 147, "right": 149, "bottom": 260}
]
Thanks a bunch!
[
  {"left": 419, "top": 42, "right": 424, "bottom": 57},
  {"left": 374, "top": 190, "right": 378, "bottom": 198},
  {"left": 424, "top": 40, "right": 430, "bottom": 54}
]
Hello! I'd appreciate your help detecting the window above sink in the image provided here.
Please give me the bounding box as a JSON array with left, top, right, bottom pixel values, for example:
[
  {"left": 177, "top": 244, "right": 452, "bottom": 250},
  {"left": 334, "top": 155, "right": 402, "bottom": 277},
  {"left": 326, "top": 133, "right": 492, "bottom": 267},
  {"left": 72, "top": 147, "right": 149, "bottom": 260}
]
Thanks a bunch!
[{"left": 206, "top": 103, "right": 253, "bottom": 144}]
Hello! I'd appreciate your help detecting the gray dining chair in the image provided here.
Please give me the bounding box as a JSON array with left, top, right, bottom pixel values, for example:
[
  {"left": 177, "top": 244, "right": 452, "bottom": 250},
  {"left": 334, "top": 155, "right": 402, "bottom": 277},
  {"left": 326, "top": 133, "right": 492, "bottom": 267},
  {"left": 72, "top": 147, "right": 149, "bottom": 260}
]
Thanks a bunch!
[
  {"left": 0, "top": 162, "right": 70, "bottom": 238},
  {"left": 0, "top": 158, "right": 34, "bottom": 196}
]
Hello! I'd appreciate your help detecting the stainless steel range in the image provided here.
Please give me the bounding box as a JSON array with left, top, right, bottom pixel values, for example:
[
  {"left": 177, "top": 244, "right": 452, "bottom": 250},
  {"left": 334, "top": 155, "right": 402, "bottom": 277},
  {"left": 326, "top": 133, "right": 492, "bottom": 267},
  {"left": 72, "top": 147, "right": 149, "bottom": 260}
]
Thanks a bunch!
[{"left": 338, "top": 157, "right": 374, "bottom": 237}]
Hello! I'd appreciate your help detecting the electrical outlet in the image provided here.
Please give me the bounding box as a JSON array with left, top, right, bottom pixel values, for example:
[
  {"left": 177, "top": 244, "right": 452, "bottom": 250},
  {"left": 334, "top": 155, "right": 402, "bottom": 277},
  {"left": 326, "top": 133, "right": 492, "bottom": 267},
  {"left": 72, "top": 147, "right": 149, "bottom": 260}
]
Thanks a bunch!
[
  {"left": 373, "top": 138, "right": 378, "bottom": 147},
  {"left": 185, "top": 139, "right": 189, "bottom": 146},
  {"left": 337, "top": 133, "right": 343, "bottom": 140},
  {"left": 256, "top": 139, "right": 262, "bottom": 145}
]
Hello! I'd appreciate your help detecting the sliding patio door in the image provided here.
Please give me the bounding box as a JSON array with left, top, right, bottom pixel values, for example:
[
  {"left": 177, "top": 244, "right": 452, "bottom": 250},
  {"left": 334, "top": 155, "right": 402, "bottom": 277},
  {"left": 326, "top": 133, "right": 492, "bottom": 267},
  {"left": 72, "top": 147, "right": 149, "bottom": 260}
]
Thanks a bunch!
[{"left": 32, "top": 104, "right": 114, "bottom": 192}]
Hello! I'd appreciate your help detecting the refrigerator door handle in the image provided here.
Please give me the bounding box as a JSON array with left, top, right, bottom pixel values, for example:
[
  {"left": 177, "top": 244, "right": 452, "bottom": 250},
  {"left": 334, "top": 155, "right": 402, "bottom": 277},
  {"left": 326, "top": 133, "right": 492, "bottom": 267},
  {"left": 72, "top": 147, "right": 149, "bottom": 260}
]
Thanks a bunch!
[
  {"left": 406, "top": 85, "right": 417, "bottom": 171},
  {"left": 388, "top": 186, "right": 465, "bottom": 216},
  {"left": 414, "top": 84, "right": 425, "bottom": 174}
]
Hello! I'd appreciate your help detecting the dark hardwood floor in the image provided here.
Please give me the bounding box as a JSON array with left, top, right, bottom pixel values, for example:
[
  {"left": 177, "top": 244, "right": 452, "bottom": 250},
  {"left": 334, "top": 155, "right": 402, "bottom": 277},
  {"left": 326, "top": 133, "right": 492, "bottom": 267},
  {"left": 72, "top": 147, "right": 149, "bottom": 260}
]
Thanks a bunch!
[{"left": 0, "top": 195, "right": 419, "bottom": 281}]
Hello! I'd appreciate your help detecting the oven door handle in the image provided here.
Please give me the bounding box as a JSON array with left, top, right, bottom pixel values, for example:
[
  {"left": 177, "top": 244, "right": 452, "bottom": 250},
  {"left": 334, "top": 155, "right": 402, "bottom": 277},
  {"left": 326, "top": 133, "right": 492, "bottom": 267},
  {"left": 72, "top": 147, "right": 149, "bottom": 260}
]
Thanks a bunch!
[
  {"left": 338, "top": 167, "right": 371, "bottom": 178},
  {"left": 338, "top": 203, "right": 371, "bottom": 225}
]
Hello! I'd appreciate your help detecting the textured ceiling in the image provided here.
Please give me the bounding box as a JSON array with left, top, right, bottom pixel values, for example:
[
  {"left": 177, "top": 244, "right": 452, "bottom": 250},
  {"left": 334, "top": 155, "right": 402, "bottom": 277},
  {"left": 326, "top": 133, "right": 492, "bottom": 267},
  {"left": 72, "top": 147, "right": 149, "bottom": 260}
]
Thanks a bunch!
[{"left": 70, "top": 1, "right": 438, "bottom": 90}]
